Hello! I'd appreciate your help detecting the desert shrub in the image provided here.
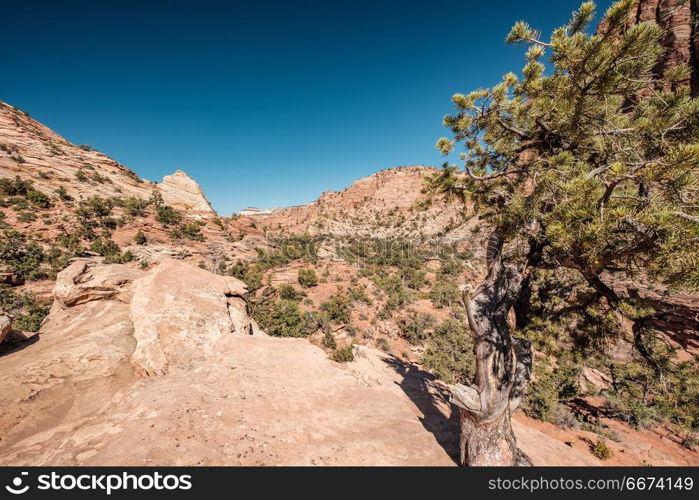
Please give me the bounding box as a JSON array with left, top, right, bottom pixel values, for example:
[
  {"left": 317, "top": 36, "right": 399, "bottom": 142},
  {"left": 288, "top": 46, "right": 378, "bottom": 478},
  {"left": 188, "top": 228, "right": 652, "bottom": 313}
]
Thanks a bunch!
[
  {"left": 0, "top": 176, "right": 51, "bottom": 208},
  {"left": 604, "top": 359, "right": 699, "bottom": 431},
  {"left": 78, "top": 144, "right": 94, "bottom": 151},
  {"left": 428, "top": 278, "right": 460, "bottom": 308},
  {"left": 75, "top": 169, "right": 89, "bottom": 182},
  {"left": 54, "top": 187, "right": 72, "bottom": 201},
  {"left": 17, "top": 212, "right": 36, "bottom": 223},
  {"left": 134, "top": 230, "right": 147, "bottom": 245},
  {"left": 0, "top": 230, "right": 47, "bottom": 280},
  {"left": 0, "top": 286, "right": 49, "bottom": 332},
  {"left": 348, "top": 285, "right": 372, "bottom": 305},
  {"left": 229, "top": 261, "right": 264, "bottom": 292},
  {"left": 331, "top": 344, "right": 354, "bottom": 363},
  {"left": 256, "top": 234, "right": 321, "bottom": 270},
  {"left": 400, "top": 266, "right": 427, "bottom": 290},
  {"left": 297, "top": 268, "right": 318, "bottom": 288},
  {"left": 376, "top": 273, "right": 410, "bottom": 310},
  {"left": 118, "top": 197, "right": 149, "bottom": 217},
  {"left": 398, "top": 310, "right": 436, "bottom": 345},
  {"left": 320, "top": 291, "right": 351, "bottom": 323},
  {"left": 26, "top": 189, "right": 51, "bottom": 208},
  {"left": 155, "top": 205, "right": 182, "bottom": 226},
  {"left": 322, "top": 331, "right": 337, "bottom": 349},
  {"left": 89, "top": 237, "right": 131, "bottom": 264},
  {"left": 421, "top": 318, "right": 475, "bottom": 384},
  {"left": 376, "top": 337, "right": 390, "bottom": 352},
  {"left": 591, "top": 439, "right": 613, "bottom": 460},
  {"left": 180, "top": 222, "right": 205, "bottom": 241},
  {"left": 524, "top": 357, "right": 581, "bottom": 423},
  {"left": 250, "top": 298, "right": 320, "bottom": 338},
  {"left": 279, "top": 283, "right": 304, "bottom": 301}
]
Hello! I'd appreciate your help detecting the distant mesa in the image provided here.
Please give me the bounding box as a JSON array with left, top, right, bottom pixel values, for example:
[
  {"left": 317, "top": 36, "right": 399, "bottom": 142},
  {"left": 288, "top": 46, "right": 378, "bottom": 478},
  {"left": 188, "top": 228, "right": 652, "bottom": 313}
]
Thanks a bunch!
[{"left": 238, "top": 206, "right": 281, "bottom": 216}]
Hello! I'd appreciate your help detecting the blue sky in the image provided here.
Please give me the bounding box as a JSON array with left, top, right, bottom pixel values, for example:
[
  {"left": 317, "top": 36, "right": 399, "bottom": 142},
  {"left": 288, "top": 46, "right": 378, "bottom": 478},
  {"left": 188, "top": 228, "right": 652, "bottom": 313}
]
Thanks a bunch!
[{"left": 1, "top": 0, "right": 612, "bottom": 214}]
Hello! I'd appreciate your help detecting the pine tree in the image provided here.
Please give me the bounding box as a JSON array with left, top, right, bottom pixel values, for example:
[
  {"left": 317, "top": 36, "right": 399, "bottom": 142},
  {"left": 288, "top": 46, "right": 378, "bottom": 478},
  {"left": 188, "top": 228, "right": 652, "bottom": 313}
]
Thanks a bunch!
[{"left": 430, "top": 0, "right": 699, "bottom": 465}]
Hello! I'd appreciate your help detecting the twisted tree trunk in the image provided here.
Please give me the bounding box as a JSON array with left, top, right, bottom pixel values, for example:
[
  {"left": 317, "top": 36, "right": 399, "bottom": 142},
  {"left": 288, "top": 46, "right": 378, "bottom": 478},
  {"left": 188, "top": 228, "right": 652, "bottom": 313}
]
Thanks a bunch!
[{"left": 451, "top": 233, "right": 533, "bottom": 466}]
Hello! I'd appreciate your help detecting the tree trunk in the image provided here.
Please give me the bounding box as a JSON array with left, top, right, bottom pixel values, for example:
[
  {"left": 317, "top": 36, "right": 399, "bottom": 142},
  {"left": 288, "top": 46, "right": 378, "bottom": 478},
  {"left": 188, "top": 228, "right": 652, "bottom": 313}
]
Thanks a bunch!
[{"left": 451, "top": 232, "right": 533, "bottom": 466}]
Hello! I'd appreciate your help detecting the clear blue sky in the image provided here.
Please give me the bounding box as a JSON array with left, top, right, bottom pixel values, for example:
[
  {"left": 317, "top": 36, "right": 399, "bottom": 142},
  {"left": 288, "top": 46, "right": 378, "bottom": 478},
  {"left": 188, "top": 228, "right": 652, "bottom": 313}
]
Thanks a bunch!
[{"left": 1, "top": 0, "right": 611, "bottom": 214}]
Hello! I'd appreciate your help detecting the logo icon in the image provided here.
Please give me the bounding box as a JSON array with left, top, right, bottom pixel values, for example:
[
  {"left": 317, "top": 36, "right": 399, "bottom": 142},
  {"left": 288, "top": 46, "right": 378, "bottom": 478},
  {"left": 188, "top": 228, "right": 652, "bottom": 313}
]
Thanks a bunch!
[{"left": 5, "top": 472, "right": 29, "bottom": 495}]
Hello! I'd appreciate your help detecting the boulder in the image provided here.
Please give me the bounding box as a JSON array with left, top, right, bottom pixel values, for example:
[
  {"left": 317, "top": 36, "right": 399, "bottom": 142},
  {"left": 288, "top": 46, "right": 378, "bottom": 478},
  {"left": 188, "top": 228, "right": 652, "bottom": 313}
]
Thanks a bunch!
[
  {"left": 128, "top": 259, "right": 249, "bottom": 377},
  {"left": 0, "top": 314, "right": 11, "bottom": 344},
  {"left": 53, "top": 260, "right": 143, "bottom": 308}
]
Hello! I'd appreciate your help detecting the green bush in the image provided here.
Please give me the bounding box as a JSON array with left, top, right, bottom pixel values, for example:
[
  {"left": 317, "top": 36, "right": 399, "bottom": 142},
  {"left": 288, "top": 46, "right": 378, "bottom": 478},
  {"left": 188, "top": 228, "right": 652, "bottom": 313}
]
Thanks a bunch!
[
  {"left": 320, "top": 291, "right": 351, "bottom": 323},
  {"left": 524, "top": 358, "right": 581, "bottom": 423},
  {"left": 181, "top": 222, "right": 205, "bottom": 241},
  {"left": 250, "top": 298, "right": 320, "bottom": 338},
  {"left": 322, "top": 331, "right": 337, "bottom": 349},
  {"left": 0, "top": 176, "right": 51, "bottom": 208},
  {"left": 155, "top": 205, "right": 182, "bottom": 226},
  {"left": 591, "top": 438, "right": 613, "bottom": 460},
  {"left": 229, "top": 261, "right": 264, "bottom": 292},
  {"left": 398, "top": 310, "right": 436, "bottom": 345},
  {"left": 0, "top": 230, "right": 47, "bottom": 281},
  {"left": 428, "top": 278, "right": 460, "bottom": 308},
  {"left": 134, "top": 230, "right": 147, "bottom": 245},
  {"left": 421, "top": 318, "right": 475, "bottom": 384},
  {"left": 331, "top": 344, "right": 354, "bottom": 363},
  {"left": 0, "top": 285, "right": 49, "bottom": 332},
  {"left": 279, "top": 283, "right": 304, "bottom": 301},
  {"left": 298, "top": 268, "right": 318, "bottom": 288}
]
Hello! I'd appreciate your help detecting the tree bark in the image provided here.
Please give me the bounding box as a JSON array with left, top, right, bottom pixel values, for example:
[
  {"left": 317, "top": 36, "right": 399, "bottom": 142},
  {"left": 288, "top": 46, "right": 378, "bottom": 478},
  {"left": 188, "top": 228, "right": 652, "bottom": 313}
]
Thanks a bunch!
[{"left": 451, "top": 231, "right": 533, "bottom": 466}]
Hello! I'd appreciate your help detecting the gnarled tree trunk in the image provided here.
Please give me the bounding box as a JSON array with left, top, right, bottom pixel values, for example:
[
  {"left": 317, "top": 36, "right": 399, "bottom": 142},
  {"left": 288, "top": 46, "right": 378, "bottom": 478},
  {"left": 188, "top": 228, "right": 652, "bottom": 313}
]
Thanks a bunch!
[{"left": 451, "top": 232, "right": 533, "bottom": 466}]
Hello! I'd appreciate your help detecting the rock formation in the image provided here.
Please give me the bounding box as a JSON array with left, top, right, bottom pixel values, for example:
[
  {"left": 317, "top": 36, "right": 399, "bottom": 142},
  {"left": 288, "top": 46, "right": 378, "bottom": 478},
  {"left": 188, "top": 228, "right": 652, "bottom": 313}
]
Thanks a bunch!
[
  {"left": 0, "top": 102, "right": 214, "bottom": 214},
  {"left": 598, "top": 0, "right": 699, "bottom": 94},
  {"left": 158, "top": 170, "right": 213, "bottom": 213}
]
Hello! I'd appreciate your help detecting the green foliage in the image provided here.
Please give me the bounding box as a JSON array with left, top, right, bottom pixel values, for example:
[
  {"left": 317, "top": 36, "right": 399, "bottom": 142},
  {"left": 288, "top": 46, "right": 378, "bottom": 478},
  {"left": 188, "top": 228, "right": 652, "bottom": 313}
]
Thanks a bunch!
[
  {"left": 256, "top": 234, "right": 321, "bottom": 270},
  {"left": 134, "top": 230, "right": 147, "bottom": 245},
  {"left": 320, "top": 291, "right": 352, "bottom": 323},
  {"left": 348, "top": 285, "right": 372, "bottom": 305},
  {"left": 250, "top": 298, "right": 320, "bottom": 338},
  {"left": 54, "top": 187, "right": 72, "bottom": 201},
  {"left": 297, "top": 268, "right": 318, "bottom": 288},
  {"left": 155, "top": 205, "right": 182, "bottom": 226},
  {"left": 433, "top": 0, "right": 699, "bottom": 291},
  {"left": 605, "top": 359, "right": 699, "bottom": 431},
  {"left": 524, "top": 357, "right": 582, "bottom": 424},
  {"left": 421, "top": 318, "right": 475, "bottom": 384},
  {"left": 376, "top": 337, "right": 390, "bottom": 352},
  {"left": 591, "top": 438, "right": 613, "bottom": 460},
  {"left": 0, "top": 230, "right": 47, "bottom": 280},
  {"left": 428, "top": 278, "right": 460, "bottom": 308},
  {"left": 180, "top": 222, "right": 205, "bottom": 241},
  {"left": 89, "top": 237, "right": 132, "bottom": 264},
  {"left": 0, "top": 176, "right": 51, "bottom": 208},
  {"left": 331, "top": 344, "right": 354, "bottom": 363},
  {"left": 397, "top": 310, "right": 436, "bottom": 345},
  {"left": 322, "top": 331, "right": 337, "bottom": 349},
  {"left": 0, "top": 286, "right": 49, "bottom": 332},
  {"left": 75, "top": 169, "right": 89, "bottom": 182},
  {"left": 78, "top": 144, "right": 94, "bottom": 151},
  {"left": 279, "top": 283, "right": 304, "bottom": 301},
  {"left": 375, "top": 273, "right": 410, "bottom": 311},
  {"left": 117, "top": 197, "right": 150, "bottom": 217},
  {"left": 229, "top": 260, "right": 264, "bottom": 292}
]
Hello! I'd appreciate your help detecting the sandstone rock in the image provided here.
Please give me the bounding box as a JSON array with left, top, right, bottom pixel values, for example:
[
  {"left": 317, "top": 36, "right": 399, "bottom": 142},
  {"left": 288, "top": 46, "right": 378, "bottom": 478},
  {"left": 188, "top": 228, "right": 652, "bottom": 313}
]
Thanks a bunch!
[
  {"left": 0, "top": 314, "right": 11, "bottom": 344},
  {"left": 128, "top": 259, "right": 249, "bottom": 377},
  {"left": 157, "top": 170, "right": 213, "bottom": 213},
  {"left": 53, "top": 259, "right": 143, "bottom": 308},
  {"left": 598, "top": 0, "right": 699, "bottom": 95}
]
